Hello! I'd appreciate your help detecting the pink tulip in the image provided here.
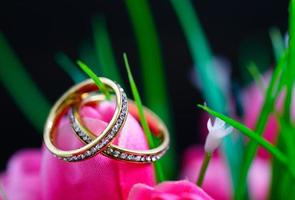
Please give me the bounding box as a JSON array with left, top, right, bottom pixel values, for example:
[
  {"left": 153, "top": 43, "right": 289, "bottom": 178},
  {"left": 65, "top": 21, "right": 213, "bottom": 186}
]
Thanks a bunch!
[
  {"left": 242, "top": 71, "right": 295, "bottom": 159},
  {"left": 128, "top": 180, "right": 214, "bottom": 200},
  {"left": 1, "top": 101, "right": 155, "bottom": 200},
  {"left": 242, "top": 73, "right": 277, "bottom": 159},
  {"left": 181, "top": 147, "right": 270, "bottom": 200},
  {"left": 0, "top": 149, "right": 42, "bottom": 200}
]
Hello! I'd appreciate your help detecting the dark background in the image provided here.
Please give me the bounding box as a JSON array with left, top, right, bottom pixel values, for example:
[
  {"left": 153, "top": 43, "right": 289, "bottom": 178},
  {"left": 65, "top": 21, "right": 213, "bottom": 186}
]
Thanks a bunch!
[{"left": 0, "top": 0, "right": 289, "bottom": 170}]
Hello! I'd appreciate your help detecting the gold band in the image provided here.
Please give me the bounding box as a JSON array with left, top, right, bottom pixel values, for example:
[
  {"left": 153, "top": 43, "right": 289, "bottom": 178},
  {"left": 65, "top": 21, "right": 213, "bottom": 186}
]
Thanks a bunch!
[
  {"left": 43, "top": 78, "right": 128, "bottom": 161},
  {"left": 70, "top": 94, "right": 169, "bottom": 163}
]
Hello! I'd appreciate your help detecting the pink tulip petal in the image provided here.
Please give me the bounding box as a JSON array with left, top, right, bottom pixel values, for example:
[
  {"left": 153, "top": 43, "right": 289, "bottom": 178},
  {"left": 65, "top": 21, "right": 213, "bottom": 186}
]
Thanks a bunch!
[
  {"left": 128, "top": 180, "right": 214, "bottom": 200},
  {"left": 181, "top": 147, "right": 269, "bottom": 200},
  {"left": 1, "top": 149, "right": 42, "bottom": 200},
  {"left": 40, "top": 102, "right": 155, "bottom": 200}
]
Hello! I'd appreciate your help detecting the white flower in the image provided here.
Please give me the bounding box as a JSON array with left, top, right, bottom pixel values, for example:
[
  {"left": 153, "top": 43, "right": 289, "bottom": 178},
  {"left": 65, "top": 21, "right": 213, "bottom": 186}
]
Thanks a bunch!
[{"left": 204, "top": 117, "right": 233, "bottom": 153}]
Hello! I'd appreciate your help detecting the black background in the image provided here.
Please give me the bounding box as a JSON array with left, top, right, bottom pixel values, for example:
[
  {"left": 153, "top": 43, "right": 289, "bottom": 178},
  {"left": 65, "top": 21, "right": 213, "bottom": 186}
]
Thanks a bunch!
[{"left": 0, "top": 0, "right": 289, "bottom": 170}]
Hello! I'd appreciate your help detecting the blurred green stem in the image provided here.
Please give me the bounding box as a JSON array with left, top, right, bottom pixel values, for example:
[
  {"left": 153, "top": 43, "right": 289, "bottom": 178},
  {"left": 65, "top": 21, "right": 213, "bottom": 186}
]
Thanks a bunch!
[
  {"left": 92, "top": 16, "right": 123, "bottom": 85},
  {"left": 125, "top": 0, "right": 175, "bottom": 179},
  {"left": 171, "top": 0, "right": 245, "bottom": 193},
  {"left": 0, "top": 32, "right": 51, "bottom": 132},
  {"left": 197, "top": 153, "right": 212, "bottom": 187},
  {"left": 123, "top": 53, "right": 164, "bottom": 182}
]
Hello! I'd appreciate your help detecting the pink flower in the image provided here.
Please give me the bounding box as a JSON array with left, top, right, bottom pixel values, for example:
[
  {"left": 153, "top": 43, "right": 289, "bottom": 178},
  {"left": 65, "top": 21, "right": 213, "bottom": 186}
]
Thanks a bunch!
[
  {"left": 181, "top": 147, "right": 270, "bottom": 200},
  {"left": 1, "top": 101, "right": 155, "bottom": 200},
  {"left": 128, "top": 180, "right": 214, "bottom": 200},
  {"left": 242, "top": 71, "right": 295, "bottom": 159}
]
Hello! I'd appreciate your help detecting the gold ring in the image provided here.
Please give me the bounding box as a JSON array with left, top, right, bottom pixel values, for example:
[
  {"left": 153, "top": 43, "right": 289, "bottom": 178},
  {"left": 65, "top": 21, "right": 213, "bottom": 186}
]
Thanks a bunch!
[
  {"left": 43, "top": 78, "right": 128, "bottom": 161},
  {"left": 69, "top": 94, "right": 169, "bottom": 163}
]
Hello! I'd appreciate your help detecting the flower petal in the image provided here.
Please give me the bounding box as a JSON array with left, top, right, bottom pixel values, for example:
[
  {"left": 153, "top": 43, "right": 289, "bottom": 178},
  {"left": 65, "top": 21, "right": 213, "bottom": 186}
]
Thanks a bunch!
[{"left": 207, "top": 118, "right": 213, "bottom": 132}]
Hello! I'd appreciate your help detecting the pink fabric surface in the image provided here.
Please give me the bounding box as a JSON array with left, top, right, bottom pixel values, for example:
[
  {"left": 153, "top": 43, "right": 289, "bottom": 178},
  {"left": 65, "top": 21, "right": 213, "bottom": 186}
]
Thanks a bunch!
[
  {"left": 181, "top": 147, "right": 270, "bottom": 200},
  {"left": 1, "top": 102, "right": 155, "bottom": 200},
  {"left": 128, "top": 180, "right": 214, "bottom": 200}
]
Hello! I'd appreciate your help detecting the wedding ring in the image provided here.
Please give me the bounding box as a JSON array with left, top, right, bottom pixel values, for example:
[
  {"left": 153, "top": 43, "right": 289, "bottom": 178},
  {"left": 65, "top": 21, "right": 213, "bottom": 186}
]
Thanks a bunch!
[
  {"left": 69, "top": 94, "right": 169, "bottom": 163},
  {"left": 43, "top": 78, "right": 128, "bottom": 162}
]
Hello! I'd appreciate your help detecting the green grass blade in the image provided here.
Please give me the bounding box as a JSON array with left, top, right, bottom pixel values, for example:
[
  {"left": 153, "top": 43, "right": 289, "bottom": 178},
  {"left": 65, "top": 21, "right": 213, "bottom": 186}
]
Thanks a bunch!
[
  {"left": 284, "top": 0, "right": 295, "bottom": 123},
  {"left": 247, "top": 62, "right": 265, "bottom": 92},
  {"left": 269, "top": 27, "right": 285, "bottom": 62},
  {"left": 271, "top": 3, "right": 295, "bottom": 197},
  {"left": 0, "top": 32, "right": 51, "bottom": 132},
  {"left": 123, "top": 53, "right": 155, "bottom": 147},
  {"left": 235, "top": 51, "right": 288, "bottom": 199},
  {"left": 170, "top": 0, "right": 222, "bottom": 110},
  {"left": 125, "top": 0, "right": 171, "bottom": 129},
  {"left": 123, "top": 53, "right": 164, "bottom": 182},
  {"left": 198, "top": 105, "right": 288, "bottom": 166},
  {"left": 78, "top": 41, "right": 101, "bottom": 75},
  {"left": 125, "top": 0, "right": 175, "bottom": 179},
  {"left": 55, "top": 52, "right": 86, "bottom": 83},
  {"left": 76, "top": 60, "right": 110, "bottom": 100},
  {"left": 92, "top": 16, "right": 123, "bottom": 86},
  {"left": 170, "top": 0, "right": 245, "bottom": 192}
]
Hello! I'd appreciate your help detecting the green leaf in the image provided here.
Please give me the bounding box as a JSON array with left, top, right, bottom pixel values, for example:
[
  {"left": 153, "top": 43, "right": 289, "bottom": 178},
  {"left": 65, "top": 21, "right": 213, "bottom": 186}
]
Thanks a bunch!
[
  {"left": 269, "top": 27, "right": 285, "bottom": 62},
  {"left": 235, "top": 50, "right": 288, "bottom": 199},
  {"left": 247, "top": 62, "right": 265, "bottom": 92},
  {"left": 123, "top": 53, "right": 154, "bottom": 147},
  {"left": 123, "top": 53, "right": 164, "bottom": 182},
  {"left": 78, "top": 41, "right": 101, "bottom": 75},
  {"left": 0, "top": 32, "right": 51, "bottom": 132},
  {"left": 76, "top": 60, "right": 111, "bottom": 100},
  {"left": 198, "top": 104, "right": 288, "bottom": 165},
  {"left": 284, "top": 0, "right": 295, "bottom": 123},
  {"left": 92, "top": 16, "right": 124, "bottom": 86},
  {"left": 125, "top": 0, "right": 175, "bottom": 179},
  {"left": 55, "top": 52, "right": 86, "bottom": 83}
]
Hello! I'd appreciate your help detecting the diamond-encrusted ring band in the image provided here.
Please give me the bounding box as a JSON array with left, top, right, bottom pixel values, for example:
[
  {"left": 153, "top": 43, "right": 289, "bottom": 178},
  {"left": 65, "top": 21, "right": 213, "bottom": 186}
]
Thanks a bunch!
[
  {"left": 69, "top": 94, "right": 169, "bottom": 163},
  {"left": 43, "top": 78, "right": 128, "bottom": 162}
]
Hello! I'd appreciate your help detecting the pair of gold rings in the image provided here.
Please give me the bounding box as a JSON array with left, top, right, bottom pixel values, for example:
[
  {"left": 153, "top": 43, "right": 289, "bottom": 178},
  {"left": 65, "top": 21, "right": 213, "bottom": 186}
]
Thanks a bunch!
[{"left": 43, "top": 78, "right": 169, "bottom": 163}]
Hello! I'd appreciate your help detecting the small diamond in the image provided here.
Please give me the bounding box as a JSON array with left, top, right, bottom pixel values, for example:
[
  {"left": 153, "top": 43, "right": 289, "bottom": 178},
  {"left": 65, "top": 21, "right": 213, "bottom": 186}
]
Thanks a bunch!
[
  {"left": 146, "top": 156, "right": 151, "bottom": 162},
  {"left": 102, "top": 138, "right": 109, "bottom": 145},
  {"left": 83, "top": 136, "right": 89, "bottom": 141},
  {"left": 113, "top": 150, "right": 120, "bottom": 157},
  {"left": 107, "top": 148, "right": 114, "bottom": 154},
  {"left": 96, "top": 143, "right": 103, "bottom": 150},
  {"left": 75, "top": 155, "right": 81, "bottom": 160},
  {"left": 120, "top": 153, "right": 127, "bottom": 159},
  {"left": 89, "top": 147, "right": 96, "bottom": 154},
  {"left": 106, "top": 134, "right": 113, "bottom": 140},
  {"left": 85, "top": 151, "right": 91, "bottom": 157},
  {"left": 68, "top": 157, "right": 73, "bottom": 162},
  {"left": 127, "top": 155, "right": 134, "bottom": 160},
  {"left": 140, "top": 157, "right": 145, "bottom": 162},
  {"left": 113, "top": 125, "right": 118, "bottom": 132},
  {"left": 134, "top": 155, "right": 141, "bottom": 161},
  {"left": 117, "top": 118, "right": 122, "bottom": 125},
  {"left": 86, "top": 138, "right": 92, "bottom": 143},
  {"left": 80, "top": 154, "right": 85, "bottom": 160},
  {"left": 109, "top": 130, "right": 116, "bottom": 137},
  {"left": 72, "top": 156, "right": 77, "bottom": 161},
  {"left": 78, "top": 131, "right": 84, "bottom": 136},
  {"left": 151, "top": 156, "right": 157, "bottom": 162},
  {"left": 73, "top": 124, "right": 79, "bottom": 131},
  {"left": 120, "top": 112, "right": 125, "bottom": 119}
]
